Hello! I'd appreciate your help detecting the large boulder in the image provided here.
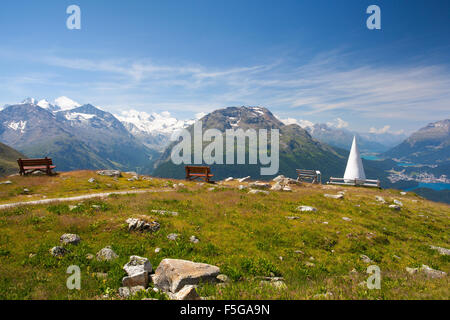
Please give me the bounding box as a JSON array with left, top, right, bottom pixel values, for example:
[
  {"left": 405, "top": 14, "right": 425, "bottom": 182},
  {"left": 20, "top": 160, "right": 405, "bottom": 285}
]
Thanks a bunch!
[
  {"left": 126, "top": 218, "right": 160, "bottom": 233},
  {"left": 153, "top": 259, "right": 220, "bottom": 293},
  {"left": 124, "top": 256, "right": 152, "bottom": 276},
  {"left": 122, "top": 256, "right": 152, "bottom": 288},
  {"left": 168, "top": 285, "right": 200, "bottom": 300},
  {"left": 96, "top": 246, "right": 118, "bottom": 261},
  {"left": 60, "top": 233, "right": 81, "bottom": 245}
]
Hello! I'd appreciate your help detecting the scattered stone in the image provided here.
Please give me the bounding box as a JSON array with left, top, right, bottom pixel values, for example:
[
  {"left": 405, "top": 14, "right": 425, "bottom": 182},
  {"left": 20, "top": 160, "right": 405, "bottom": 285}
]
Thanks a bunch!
[
  {"left": 360, "top": 255, "right": 373, "bottom": 264},
  {"left": 207, "top": 187, "right": 215, "bottom": 192},
  {"left": 282, "top": 186, "right": 292, "bottom": 192},
  {"left": 60, "top": 233, "right": 81, "bottom": 245},
  {"left": 324, "top": 194, "right": 344, "bottom": 199},
  {"left": 118, "top": 285, "right": 146, "bottom": 298},
  {"left": 151, "top": 210, "right": 179, "bottom": 216},
  {"left": 189, "top": 235, "right": 200, "bottom": 244},
  {"left": 88, "top": 178, "right": 96, "bottom": 183},
  {"left": 92, "top": 205, "right": 101, "bottom": 209},
  {"left": 420, "top": 265, "right": 447, "bottom": 279},
  {"left": 169, "top": 285, "right": 201, "bottom": 300},
  {"left": 342, "top": 217, "right": 352, "bottom": 222},
  {"left": 167, "top": 233, "right": 179, "bottom": 241},
  {"left": 389, "top": 205, "right": 401, "bottom": 211},
  {"left": 375, "top": 196, "right": 386, "bottom": 204},
  {"left": 126, "top": 218, "right": 161, "bottom": 233},
  {"left": 323, "top": 221, "right": 329, "bottom": 225},
  {"left": 127, "top": 176, "right": 139, "bottom": 181},
  {"left": 238, "top": 176, "right": 251, "bottom": 182},
  {"left": 49, "top": 246, "right": 67, "bottom": 257},
  {"left": 248, "top": 189, "right": 269, "bottom": 195},
  {"left": 119, "top": 287, "right": 130, "bottom": 298},
  {"left": 271, "top": 281, "right": 287, "bottom": 290},
  {"left": 286, "top": 216, "right": 300, "bottom": 220},
  {"left": 297, "top": 205, "right": 317, "bottom": 212},
  {"left": 224, "top": 177, "right": 234, "bottom": 182},
  {"left": 393, "top": 199, "right": 403, "bottom": 206},
  {"left": 366, "top": 232, "right": 376, "bottom": 240},
  {"left": 96, "top": 246, "right": 118, "bottom": 261},
  {"left": 97, "top": 170, "right": 121, "bottom": 177},
  {"left": 400, "top": 192, "right": 407, "bottom": 196},
  {"left": 294, "top": 250, "right": 304, "bottom": 255},
  {"left": 0, "top": 180, "right": 12, "bottom": 185},
  {"left": 249, "top": 182, "right": 271, "bottom": 189},
  {"left": 23, "top": 188, "right": 30, "bottom": 193},
  {"left": 68, "top": 205, "right": 78, "bottom": 211},
  {"left": 217, "top": 274, "right": 229, "bottom": 283},
  {"left": 238, "top": 185, "right": 248, "bottom": 190},
  {"left": 305, "top": 262, "right": 315, "bottom": 267},
  {"left": 393, "top": 255, "right": 401, "bottom": 260},
  {"left": 430, "top": 245, "right": 450, "bottom": 256},
  {"left": 155, "top": 248, "right": 161, "bottom": 253},
  {"left": 28, "top": 253, "right": 36, "bottom": 258},
  {"left": 153, "top": 258, "right": 220, "bottom": 293}
]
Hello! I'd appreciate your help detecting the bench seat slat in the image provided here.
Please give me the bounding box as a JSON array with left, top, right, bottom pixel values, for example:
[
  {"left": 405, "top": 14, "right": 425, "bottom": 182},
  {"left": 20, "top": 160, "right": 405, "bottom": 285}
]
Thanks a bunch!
[{"left": 23, "top": 166, "right": 56, "bottom": 169}]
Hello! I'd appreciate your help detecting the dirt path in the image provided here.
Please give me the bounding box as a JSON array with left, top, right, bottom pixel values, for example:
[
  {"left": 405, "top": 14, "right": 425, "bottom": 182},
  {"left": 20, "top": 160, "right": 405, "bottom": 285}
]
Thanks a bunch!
[{"left": 0, "top": 188, "right": 174, "bottom": 210}]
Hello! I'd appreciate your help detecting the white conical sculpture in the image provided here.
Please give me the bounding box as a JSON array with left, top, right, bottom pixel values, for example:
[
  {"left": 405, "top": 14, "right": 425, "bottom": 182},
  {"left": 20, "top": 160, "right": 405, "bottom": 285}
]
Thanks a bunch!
[{"left": 344, "top": 136, "right": 366, "bottom": 184}]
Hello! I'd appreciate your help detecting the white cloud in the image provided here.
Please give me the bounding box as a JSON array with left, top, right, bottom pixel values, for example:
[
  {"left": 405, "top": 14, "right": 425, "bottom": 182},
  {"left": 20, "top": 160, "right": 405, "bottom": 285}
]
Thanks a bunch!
[
  {"left": 3, "top": 49, "right": 450, "bottom": 130},
  {"left": 278, "top": 117, "right": 314, "bottom": 129},
  {"left": 327, "top": 118, "right": 349, "bottom": 129},
  {"left": 369, "top": 125, "right": 391, "bottom": 134}
]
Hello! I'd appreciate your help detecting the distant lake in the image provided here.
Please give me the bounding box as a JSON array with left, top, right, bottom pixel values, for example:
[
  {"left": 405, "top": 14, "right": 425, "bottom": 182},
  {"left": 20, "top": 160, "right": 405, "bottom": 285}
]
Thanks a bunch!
[{"left": 405, "top": 182, "right": 450, "bottom": 192}]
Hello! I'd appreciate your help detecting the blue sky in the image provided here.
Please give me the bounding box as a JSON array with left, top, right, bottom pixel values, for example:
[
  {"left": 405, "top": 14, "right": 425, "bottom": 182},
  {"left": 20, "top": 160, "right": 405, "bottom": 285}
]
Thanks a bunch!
[{"left": 0, "top": 0, "right": 449, "bottom": 133}]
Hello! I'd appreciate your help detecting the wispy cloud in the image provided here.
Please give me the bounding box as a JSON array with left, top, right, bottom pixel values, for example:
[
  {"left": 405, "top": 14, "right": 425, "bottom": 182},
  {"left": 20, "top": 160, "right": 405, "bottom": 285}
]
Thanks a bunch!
[{"left": 2, "top": 48, "right": 450, "bottom": 131}]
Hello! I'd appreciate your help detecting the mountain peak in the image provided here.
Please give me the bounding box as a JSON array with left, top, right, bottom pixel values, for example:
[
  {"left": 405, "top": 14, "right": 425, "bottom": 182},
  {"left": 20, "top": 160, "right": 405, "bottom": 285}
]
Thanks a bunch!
[{"left": 54, "top": 96, "right": 81, "bottom": 111}]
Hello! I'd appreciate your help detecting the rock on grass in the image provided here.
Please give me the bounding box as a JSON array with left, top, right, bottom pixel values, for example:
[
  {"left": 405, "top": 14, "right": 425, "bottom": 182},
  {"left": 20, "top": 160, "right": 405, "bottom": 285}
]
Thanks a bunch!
[{"left": 153, "top": 259, "right": 220, "bottom": 293}]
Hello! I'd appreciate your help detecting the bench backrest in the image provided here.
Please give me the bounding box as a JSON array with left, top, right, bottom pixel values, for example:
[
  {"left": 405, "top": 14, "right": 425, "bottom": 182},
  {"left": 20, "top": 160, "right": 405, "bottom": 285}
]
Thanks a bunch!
[
  {"left": 18, "top": 158, "right": 53, "bottom": 167},
  {"left": 185, "top": 166, "right": 210, "bottom": 175},
  {"left": 297, "top": 169, "right": 317, "bottom": 175}
]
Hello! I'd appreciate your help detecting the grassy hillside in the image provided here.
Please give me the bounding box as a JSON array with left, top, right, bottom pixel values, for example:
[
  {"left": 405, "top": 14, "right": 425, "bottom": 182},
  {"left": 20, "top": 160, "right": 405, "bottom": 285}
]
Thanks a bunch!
[
  {"left": 0, "top": 171, "right": 448, "bottom": 300},
  {"left": 0, "top": 142, "right": 23, "bottom": 176}
]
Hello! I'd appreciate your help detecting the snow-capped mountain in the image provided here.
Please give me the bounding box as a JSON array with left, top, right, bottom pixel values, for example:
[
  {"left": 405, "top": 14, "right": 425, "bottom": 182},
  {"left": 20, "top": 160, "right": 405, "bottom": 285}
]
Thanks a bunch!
[
  {"left": 0, "top": 99, "right": 155, "bottom": 172},
  {"left": 115, "top": 110, "right": 197, "bottom": 151}
]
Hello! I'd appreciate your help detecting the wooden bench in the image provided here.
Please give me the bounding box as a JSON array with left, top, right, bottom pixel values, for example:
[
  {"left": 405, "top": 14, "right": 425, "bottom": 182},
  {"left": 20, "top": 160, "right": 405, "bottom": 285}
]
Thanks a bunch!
[
  {"left": 185, "top": 166, "right": 214, "bottom": 183},
  {"left": 17, "top": 157, "right": 56, "bottom": 176},
  {"left": 296, "top": 169, "right": 321, "bottom": 184}
]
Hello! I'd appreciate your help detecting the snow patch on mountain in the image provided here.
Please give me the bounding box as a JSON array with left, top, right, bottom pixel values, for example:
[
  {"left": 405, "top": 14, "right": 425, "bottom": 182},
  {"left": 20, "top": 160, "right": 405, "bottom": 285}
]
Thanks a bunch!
[
  {"left": 64, "top": 112, "right": 96, "bottom": 122},
  {"left": 116, "top": 110, "right": 194, "bottom": 135},
  {"left": 7, "top": 120, "right": 27, "bottom": 133},
  {"left": 54, "top": 96, "right": 81, "bottom": 110}
]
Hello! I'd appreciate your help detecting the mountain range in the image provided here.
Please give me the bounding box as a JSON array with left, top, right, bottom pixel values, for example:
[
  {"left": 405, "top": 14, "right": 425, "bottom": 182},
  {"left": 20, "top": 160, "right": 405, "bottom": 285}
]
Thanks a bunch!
[
  {"left": 301, "top": 123, "right": 406, "bottom": 154},
  {"left": 153, "top": 106, "right": 350, "bottom": 181},
  {"left": 0, "top": 98, "right": 155, "bottom": 172},
  {"left": 383, "top": 119, "right": 450, "bottom": 165},
  {"left": 0, "top": 97, "right": 448, "bottom": 193}
]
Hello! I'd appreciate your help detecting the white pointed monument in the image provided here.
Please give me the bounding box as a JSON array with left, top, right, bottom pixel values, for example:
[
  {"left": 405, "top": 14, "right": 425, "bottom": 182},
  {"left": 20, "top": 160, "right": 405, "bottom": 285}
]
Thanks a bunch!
[{"left": 343, "top": 136, "right": 366, "bottom": 184}]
